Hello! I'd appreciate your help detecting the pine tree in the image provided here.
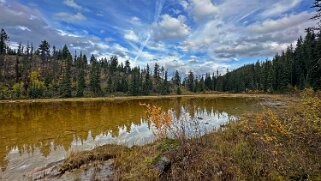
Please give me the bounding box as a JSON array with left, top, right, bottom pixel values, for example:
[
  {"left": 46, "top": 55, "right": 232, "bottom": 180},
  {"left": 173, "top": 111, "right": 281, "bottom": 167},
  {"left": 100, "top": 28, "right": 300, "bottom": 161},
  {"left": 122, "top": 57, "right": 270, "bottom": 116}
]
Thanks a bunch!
[
  {"left": 60, "top": 52, "right": 72, "bottom": 98},
  {"left": 130, "top": 67, "right": 140, "bottom": 96},
  {"left": 153, "top": 63, "right": 160, "bottom": 82},
  {"left": 38, "top": 40, "right": 50, "bottom": 62},
  {"left": 0, "top": 29, "right": 8, "bottom": 55},
  {"left": 187, "top": 71, "right": 194, "bottom": 92},
  {"left": 199, "top": 76, "right": 205, "bottom": 92},
  {"left": 76, "top": 55, "right": 85, "bottom": 97},
  {"left": 110, "top": 56, "right": 118, "bottom": 74},
  {"left": 89, "top": 55, "right": 101, "bottom": 95},
  {"left": 161, "top": 71, "right": 169, "bottom": 95},
  {"left": 173, "top": 70, "right": 181, "bottom": 86},
  {"left": 143, "top": 64, "right": 152, "bottom": 95},
  {"left": 204, "top": 73, "right": 212, "bottom": 90},
  {"left": 125, "top": 60, "right": 131, "bottom": 74},
  {"left": 62, "top": 44, "right": 70, "bottom": 60}
]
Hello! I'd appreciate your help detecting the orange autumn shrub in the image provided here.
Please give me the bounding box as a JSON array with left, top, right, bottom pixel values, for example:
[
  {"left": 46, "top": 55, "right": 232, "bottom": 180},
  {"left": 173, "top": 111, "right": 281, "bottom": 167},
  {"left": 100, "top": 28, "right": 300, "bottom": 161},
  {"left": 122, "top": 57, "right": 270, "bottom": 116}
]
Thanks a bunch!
[{"left": 140, "top": 103, "right": 172, "bottom": 139}]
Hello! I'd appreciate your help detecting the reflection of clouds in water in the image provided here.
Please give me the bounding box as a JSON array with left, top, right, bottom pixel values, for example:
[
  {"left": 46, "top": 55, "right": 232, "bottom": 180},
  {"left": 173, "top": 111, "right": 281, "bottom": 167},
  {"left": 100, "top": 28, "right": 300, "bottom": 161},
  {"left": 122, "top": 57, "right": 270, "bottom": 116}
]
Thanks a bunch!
[
  {"left": 0, "top": 102, "right": 248, "bottom": 180},
  {"left": 167, "top": 107, "right": 236, "bottom": 139},
  {"left": 1, "top": 143, "right": 66, "bottom": 181}
]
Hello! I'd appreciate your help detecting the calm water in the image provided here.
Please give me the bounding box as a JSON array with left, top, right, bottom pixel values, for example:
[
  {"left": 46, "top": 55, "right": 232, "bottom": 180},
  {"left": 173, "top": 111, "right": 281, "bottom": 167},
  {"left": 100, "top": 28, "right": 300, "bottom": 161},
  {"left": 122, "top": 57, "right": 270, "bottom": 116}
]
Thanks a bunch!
[{"left": 0, "top": 97, "right": 262, "bottom": 180}]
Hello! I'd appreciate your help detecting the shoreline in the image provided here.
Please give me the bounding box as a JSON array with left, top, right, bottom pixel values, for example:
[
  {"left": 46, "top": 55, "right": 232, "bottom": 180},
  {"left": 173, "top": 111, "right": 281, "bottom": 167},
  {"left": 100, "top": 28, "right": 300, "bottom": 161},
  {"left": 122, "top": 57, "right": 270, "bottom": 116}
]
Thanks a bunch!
[{"left": 0, "top": 93, "right": 285, "bottom": 104}]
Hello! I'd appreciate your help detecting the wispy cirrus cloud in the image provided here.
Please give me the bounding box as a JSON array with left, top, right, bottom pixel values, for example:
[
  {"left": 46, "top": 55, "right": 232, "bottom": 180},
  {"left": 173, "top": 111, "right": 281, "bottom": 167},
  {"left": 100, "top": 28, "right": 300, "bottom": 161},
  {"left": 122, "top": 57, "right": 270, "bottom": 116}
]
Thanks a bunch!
[
  {"left": 63, "top": 0, "right": 82, "bottom": 10},
  {"left": 54, "top": 12, "right": 87, "bottom": 22}
]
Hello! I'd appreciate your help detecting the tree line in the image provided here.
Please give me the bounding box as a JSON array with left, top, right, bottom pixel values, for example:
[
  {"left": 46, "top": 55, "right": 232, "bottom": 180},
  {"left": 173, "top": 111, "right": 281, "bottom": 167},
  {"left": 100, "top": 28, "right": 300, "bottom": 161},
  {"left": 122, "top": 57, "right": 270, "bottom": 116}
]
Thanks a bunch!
[{"left": 0, "top": 33, "right": 180, "bottom": 99}]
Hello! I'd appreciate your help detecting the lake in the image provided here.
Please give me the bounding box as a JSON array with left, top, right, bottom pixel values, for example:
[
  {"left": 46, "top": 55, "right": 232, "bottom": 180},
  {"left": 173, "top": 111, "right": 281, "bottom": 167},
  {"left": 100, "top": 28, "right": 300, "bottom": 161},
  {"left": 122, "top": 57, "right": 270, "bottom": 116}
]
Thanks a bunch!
[{"left": 0, "top": 96, "right": 262, "bottom": 180}]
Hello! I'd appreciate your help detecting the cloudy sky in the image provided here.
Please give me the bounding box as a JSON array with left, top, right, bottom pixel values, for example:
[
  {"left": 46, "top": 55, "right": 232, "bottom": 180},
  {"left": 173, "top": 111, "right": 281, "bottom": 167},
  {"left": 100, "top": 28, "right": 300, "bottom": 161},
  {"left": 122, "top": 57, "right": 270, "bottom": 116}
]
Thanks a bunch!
[{"left": 0, "top": 0, "right": 317, "bottom": 75}]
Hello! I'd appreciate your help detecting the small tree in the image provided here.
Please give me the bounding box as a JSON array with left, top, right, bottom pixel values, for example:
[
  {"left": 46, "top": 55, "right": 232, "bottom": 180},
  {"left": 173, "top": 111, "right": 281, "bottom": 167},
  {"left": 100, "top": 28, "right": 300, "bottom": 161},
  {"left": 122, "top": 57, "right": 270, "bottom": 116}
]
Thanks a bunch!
[
  {"left": 176, "top": 86, "right": 182, "bottom": 95},
  {"left": 13, "top": 82, "right": 24, "bottom": 98},
  {"left": 28, "top": 71, "right": 45, "bottom": 98}
]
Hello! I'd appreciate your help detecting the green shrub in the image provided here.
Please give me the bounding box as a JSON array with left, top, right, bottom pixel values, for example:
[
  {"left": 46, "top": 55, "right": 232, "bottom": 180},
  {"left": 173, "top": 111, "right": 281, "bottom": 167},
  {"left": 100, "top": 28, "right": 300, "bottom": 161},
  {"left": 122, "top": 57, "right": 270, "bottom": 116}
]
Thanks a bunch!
[
  {"left": 13, "top": 82, "right": 24, "bottom": 98},
  {"left": 28, "top": 71, "right": 45, "bottom": 99}
]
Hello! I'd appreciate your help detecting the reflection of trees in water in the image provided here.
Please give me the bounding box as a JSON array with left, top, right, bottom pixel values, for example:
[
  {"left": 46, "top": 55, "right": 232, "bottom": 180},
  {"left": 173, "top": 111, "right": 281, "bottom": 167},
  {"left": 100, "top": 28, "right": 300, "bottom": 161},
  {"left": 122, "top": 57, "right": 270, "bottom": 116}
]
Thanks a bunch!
[{"left": 0, "top": 97, "right": 261, "bottom": 170}]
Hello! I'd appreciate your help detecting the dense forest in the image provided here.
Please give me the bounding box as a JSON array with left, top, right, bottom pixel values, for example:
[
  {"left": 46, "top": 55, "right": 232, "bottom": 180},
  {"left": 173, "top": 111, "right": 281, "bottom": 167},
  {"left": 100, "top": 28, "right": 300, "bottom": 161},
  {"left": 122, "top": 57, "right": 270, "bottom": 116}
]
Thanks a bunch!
[{"left": 0, "top": 2, "right": 320, "bottom": 99}]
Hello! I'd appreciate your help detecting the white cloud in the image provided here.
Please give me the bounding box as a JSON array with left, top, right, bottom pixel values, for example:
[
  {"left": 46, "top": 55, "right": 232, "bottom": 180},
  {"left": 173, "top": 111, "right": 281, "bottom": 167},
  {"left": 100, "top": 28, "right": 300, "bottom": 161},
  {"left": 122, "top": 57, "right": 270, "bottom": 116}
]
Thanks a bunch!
[
  {"left": 181, "top": 0, "right": 219, "bottom": 21},
  {"left": 152, "top": 14, "right": 190, "bottom": 41},
  {"left": 260, "top": 0, "right": 302, "bottom": 17},
  {"left": 54, "top": 12, "right": 86, "bottom": 22},
  {"left": 16, "top": 26, "right": 31, "bottom": 32},
  {"left": 124, "top": 30, "right": 139, "bottom": 42},
  {"left": 57, "top": 29, "right": 81, "bottom": 37},
  {"left": 248, "top": 11, "right": 313, "bottom": 33},
  {"left": 131, "top": 16, "right": 141, "bottom": 23},
  {"left": 263, "top": 41, "right": 291, "bottom": 52},
  {"left": 63, "top": 0, "right": 82, "bottom": 10}
]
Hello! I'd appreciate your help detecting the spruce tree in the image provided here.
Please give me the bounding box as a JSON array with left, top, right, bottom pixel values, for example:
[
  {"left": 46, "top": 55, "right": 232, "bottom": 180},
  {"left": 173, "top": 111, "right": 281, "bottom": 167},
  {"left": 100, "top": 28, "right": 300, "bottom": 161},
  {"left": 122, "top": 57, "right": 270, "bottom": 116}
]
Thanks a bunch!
[
  {"left": 143, "top": 64, "right": 152, "bottom": 95},
  {"left": 89, "top": 55, "right": 101, "bottom": 95},
  {"left": 173, "top": 70, "right": 181, "bottom": 86},
  {"left": 38, "top": 40, "right": 50, "bottom": 62},
  {"left": 187, "top": 71, "right": 194, "bottom": 92},
  {"left": 60, "top": 53, "right": 72, "bottom": 98},
  {"left": 161, "top": 71, "right": 169, "bottom": 95},
  {"left": 76, "top": 55, "right": 85, "bottom": 97},
  {"left": 0, "top": 29, "right": 8, "bottom": 55}
]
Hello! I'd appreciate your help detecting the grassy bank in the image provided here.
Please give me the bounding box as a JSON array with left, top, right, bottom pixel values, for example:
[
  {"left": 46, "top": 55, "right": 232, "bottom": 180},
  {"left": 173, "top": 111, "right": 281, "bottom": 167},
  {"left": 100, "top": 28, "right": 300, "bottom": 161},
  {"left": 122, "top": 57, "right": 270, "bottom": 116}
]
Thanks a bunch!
[
  {"left": 0, "top": 92, "right": 287, "bottom": 104},
  {"left": 56, "top": 90, "right": 320, "bottom": 180}
]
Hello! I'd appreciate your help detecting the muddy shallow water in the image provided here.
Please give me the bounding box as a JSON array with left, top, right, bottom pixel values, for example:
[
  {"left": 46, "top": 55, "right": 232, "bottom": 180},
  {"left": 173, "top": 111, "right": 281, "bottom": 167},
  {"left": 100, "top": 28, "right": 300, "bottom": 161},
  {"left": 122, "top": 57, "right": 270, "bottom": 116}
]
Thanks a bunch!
[{"left": 0, "top": 97, "right": 263, "bottom": 180}]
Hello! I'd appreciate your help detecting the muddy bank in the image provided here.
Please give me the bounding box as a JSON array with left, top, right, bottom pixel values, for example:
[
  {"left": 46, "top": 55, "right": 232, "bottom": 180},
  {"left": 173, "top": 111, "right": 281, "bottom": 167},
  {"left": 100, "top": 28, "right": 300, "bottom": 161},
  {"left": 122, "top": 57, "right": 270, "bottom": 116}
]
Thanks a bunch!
[
  {"left": 26, "top": 149, "right": 116, "bottom": 181},
  {"left": 0, "top": 93, "right": 284, "bottom": 104},
  {"left": 27, "top": 160, "right": 113, "bottom": 181}
]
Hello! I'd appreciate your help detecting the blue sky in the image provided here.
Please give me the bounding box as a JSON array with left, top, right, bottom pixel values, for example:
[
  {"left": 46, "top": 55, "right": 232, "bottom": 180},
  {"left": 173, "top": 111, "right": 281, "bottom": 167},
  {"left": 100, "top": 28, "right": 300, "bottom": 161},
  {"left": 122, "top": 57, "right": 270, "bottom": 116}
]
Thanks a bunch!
[{"left": 0, "top": 0, "right": 317, "bottom": 75}]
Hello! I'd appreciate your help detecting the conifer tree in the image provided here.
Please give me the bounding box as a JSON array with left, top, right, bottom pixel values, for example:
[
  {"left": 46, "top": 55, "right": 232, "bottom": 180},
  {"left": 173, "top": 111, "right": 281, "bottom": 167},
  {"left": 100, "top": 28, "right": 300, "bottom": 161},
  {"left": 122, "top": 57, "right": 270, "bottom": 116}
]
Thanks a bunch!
[
  {"left": 60, "top": 52, "right": 72, "bottom": 98},
  {"left": 38, "top": 40, "right": 50, "bottom": 62},
  {"left": 173, "top": 70, "right": 181, "bottom": 86},
  {"left": 143, "top": 64, "right": 152, "bottom": 95},
  {"left": 89, "top": 55, "right": 101, "bottom": 95},
  {"left": 161, "top": 71, "right": 169, "bottom": 95},
  {"left": 187, "top": 71, "right": 194, "bottom": 92},
  {"left": 0, "top": 29, "right": 8, "bottom": 55},
  {"left": 76, "top": 55, "right": 85, "bottom": 97}
]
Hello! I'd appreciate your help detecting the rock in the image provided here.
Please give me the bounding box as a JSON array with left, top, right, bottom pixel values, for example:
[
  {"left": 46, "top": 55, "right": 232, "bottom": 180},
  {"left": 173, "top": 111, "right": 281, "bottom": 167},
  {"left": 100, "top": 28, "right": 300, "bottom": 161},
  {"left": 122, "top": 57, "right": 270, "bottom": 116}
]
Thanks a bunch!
[
  {"left": 60, "top": 160, "right": 114, "bottom": 181},
  {"left": 261, "top": 101, "right": 286, "bottom": 107},
  {"left": 26, "top": 159, "right": 64, "bottom": 181},
  {"left": 27, "top": 159, "right": 114, "bottom": 181},
  {"left": 155, "top": 156, "right": 171, "bottom": 174}
]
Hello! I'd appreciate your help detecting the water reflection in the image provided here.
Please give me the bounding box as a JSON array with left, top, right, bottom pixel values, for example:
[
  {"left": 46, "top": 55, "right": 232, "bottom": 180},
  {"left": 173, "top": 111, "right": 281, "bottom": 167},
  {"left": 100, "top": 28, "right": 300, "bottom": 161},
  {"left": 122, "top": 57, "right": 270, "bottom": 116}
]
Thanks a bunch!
[{"left": 0, "top": 97, "right": 262, "bottom": 180}]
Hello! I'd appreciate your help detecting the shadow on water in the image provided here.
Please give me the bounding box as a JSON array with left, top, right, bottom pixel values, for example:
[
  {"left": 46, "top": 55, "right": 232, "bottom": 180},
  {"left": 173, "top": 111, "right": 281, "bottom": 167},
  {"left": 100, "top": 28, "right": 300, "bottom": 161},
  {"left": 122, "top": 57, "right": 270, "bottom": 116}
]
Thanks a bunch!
[{"left": 0, "top": 97, "right": 262, "bottom": 180}]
